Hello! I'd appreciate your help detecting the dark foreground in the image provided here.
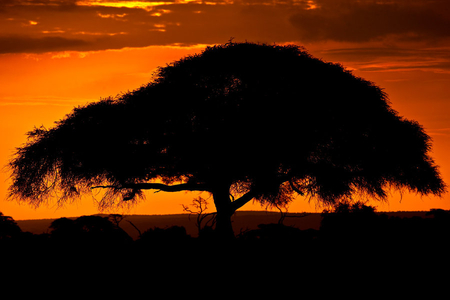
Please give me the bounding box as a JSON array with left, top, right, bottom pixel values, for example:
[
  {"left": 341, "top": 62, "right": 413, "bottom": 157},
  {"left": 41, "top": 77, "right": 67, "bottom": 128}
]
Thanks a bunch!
[
  {"left": 2, "top": 207, "right": 450, "bottom": 293},
  {"left": 3, "top": 208, "right": 450, "bottom": 257}
]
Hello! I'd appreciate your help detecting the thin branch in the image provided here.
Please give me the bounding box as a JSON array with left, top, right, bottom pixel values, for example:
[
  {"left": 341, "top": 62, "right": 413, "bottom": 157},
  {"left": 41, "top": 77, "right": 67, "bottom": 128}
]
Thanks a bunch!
[
  {"left": 230, "top": 190, "right": 257, "bottom": 212},
  {"left": 183, "top": 197, "right": 217, "bottom": 235},
  {"left": 127, "top": 220, "right": 142, "bottom": 238},
  {"left": 289, "top": 179, "right": 305, "bottom": 196},
  {"left": 276, "top": 204, "right": 287, "bottom": 225}
]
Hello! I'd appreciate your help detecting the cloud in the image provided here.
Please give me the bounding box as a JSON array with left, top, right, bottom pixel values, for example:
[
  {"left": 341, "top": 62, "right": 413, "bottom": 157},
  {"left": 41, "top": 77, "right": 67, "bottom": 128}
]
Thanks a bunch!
[
  {"left": 290, "top": 0, "right": 450, "bottom": 43},
  {"left": 0, "top": 0, "right": 309, "bottom": 53},
  {"left": 314, "top": 47, "right": 450, "bottom": 73},
  {"left": 428, "top": 128, "right": 450, "bottom": 137},
  {"left": 1, "top": 0, "right": 450, "bottom": 55},
  {"left": 0, "top": 35, "right": 91, "bottom": 54}
]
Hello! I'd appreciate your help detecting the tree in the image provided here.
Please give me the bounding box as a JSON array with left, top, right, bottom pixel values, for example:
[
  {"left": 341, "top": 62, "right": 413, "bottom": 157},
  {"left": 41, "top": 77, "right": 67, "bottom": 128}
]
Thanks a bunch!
[
  {"left": 0, "top": 212, "right": 22, "bottom": 240},
  {"left": 7, "top": 42, "right": 446, "bottom": 239},
  {"left": 182, "top": 197, "right": 217, "bottom": 237}
]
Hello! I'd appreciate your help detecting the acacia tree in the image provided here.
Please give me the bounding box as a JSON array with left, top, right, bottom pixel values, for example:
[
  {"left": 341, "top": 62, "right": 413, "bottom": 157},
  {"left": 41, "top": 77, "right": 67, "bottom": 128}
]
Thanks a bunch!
[{"left": 8, "top": 42, "right": 446, "bottom": 238}]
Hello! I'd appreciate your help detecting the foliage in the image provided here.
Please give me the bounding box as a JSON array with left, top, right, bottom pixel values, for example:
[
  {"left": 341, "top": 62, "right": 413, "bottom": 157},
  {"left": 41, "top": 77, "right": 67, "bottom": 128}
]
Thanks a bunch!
[
  {"left": 7, "top": 42, "right": 446, "bottom": 217},
  {"left": 49, "top": 215, "right": 133, "bottom": 245},
  {"left": 3, "top": 210, "right": 450, "bottom": 261},
  {"left": 320, "top": 201, "right": 381, "bottom": 241},
  {"left": 0, "top": 212, "right": 22, "bottom": 240},
  {"left": 136, "top": 226, "right": 191, "bottom": 247}
]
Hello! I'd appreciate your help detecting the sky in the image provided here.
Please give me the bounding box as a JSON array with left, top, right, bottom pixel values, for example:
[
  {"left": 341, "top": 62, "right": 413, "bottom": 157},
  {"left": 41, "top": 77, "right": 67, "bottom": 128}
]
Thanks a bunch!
[{"left": 1, "top": 0, "right": 450, "bottom": 220}]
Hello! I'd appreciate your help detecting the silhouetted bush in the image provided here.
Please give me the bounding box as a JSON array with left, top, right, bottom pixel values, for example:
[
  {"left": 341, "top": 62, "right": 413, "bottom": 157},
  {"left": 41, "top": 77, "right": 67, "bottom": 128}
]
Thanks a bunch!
[
  {"left": 0, "top": 212, "right": 53, "bottom": 256},
  {"left": 318, "top": 203, "right": 450, "bottom": 256},
  {"left": 236, "top": 223, "right": 319, "bottom": 257},
  {"left": 320, "top": 202, "right": 383, "bottom": 245},
  {"left": 0, "top": 212, "right": 22, "bottom": 241},
  {"left": 240, "top": 223, "right": 309, "bottom": 241},
  {"left": 136, "top": 225, "right": 191, "bottom": 248},
  {"left": 384, "top": 210, "right": 450, "bottom": 251},
  {"left": 426, "top": 209, "right": 450, "bottom": 241},
  {"left": 49, "top": 215, "right": 133, "bottom": 248},
  {"left": 0, "top": 212, "right": 41, "bottom": 252},
  {"left": 4, "top": 208, "right": 450, "bottom": 263}
]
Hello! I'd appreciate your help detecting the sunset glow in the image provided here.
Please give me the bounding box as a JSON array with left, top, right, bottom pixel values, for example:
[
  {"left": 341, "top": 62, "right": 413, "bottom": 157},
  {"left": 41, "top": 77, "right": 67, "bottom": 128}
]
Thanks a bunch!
[
  {"left": 1, "top": 0, "right": 450, "bottom": 220},
  {"left": 76, "top": 0, "right": 230, "bottom": 10},
  {"left": 77, "top": 1, "right": 173, "bottom": 10}
]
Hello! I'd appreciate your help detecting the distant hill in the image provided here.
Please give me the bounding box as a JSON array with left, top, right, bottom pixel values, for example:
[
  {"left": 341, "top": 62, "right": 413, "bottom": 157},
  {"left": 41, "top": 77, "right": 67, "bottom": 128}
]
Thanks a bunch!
[{"left": 15, "top": 210, "right": 432, "bottom": 240}]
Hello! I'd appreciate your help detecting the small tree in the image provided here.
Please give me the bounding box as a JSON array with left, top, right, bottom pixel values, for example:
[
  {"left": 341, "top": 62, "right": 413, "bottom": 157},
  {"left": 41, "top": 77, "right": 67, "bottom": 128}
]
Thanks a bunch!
[
  {"left": 7, "top": 42, "right": 446, "bottom": 238},
  {"left": 182, "top": 197, "right": 217, "bottom": 236},
  {"left": 0, "top": 212, "right": 22, "bottom": 240}
]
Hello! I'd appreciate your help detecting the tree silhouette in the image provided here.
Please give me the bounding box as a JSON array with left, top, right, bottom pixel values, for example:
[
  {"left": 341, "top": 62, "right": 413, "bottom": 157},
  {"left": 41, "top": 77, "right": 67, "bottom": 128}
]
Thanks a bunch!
[
  {"left": 0, "top": 212, "right": 22, "bottom": 241},
  {"left": 7, "top": 42, "right": 446, "bottom": 238},
  {"left": 49, "top": 215, "right": 132, "bottom": 246},
  {"left": 182, "top": 197, "right": 217, "bottom": 237}
]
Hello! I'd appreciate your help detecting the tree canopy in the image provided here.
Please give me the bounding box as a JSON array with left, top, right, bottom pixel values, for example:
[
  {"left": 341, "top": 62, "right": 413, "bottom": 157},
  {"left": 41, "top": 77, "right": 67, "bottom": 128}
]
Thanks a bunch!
[{"left": 8, "top": 42, "right": 446, "bottom": 236}]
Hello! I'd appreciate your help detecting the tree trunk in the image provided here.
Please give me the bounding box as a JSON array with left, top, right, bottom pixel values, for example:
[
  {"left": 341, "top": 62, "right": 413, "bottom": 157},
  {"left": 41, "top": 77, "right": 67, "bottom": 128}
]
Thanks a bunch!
[{"left": 212, "top": 184, "right": 235, "bottom": 240}]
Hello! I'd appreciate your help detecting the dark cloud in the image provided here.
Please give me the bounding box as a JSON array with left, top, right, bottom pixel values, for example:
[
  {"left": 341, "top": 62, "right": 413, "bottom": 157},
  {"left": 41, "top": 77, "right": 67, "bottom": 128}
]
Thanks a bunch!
[
  {"left": 0, "top": 1, "right": 304, "bottom": 53},
  {"left": 0, "top": 35, "right": 91, "bottom": 53},
  {"left": 146, "top": 3, "right": 300, "bottom": 45},
  {"left": 290, "top": 0, "right": 450, "bottom": 42},
  {"left": 1, "top": 0, "right": 450, "bottom": 54},
  {"left": 0, "top": 0, "right": 79, "bottom": 11},
  {"left": 313, "top": 47, "right": 450, "bottom": 73},
  {"left": 318, "top": 47, "right": 450, "bottom": 62}
]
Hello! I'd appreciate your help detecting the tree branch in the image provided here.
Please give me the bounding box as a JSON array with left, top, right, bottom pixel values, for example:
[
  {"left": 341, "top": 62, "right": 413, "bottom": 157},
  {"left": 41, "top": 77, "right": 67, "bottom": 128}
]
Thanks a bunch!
[
  {"left": 289, "top": 179, "right": 305, "bottom": 196},
  {"left": 230, "top": 190, "right": 257, "bottom": 212},
  {"left": 229, "top": 177, "right": 294, "bottom": 212}
]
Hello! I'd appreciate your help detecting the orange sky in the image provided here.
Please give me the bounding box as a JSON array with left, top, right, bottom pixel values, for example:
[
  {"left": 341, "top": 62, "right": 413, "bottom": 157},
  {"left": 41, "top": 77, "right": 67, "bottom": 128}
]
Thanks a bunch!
[{"left": 1, "top": 0, "right": 450, "bottom": 220}]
